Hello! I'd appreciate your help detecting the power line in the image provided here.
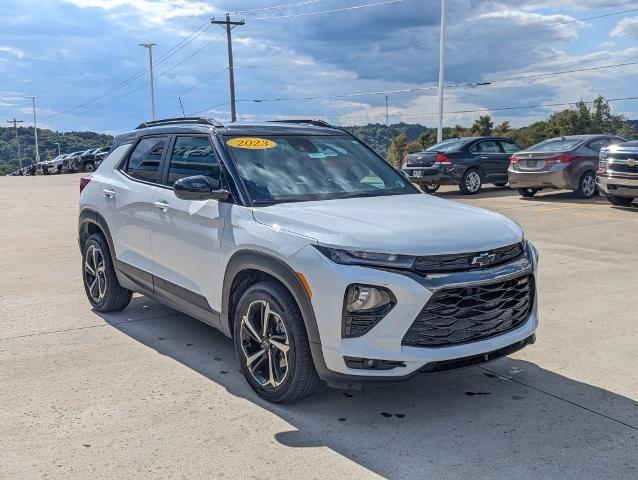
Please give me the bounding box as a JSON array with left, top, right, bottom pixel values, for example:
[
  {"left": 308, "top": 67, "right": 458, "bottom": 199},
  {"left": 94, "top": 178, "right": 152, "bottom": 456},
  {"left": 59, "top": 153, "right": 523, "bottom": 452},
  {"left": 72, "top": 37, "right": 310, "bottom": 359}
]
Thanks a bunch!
[
  {"left": 251, "top": 0, "right": 405, "bottom": 20},
  {"left": 47, "top": 19, "right": 214, "bottom": 119},
  {"left": 234, "top": 59, "right": 638, "bottom": 104},
  {"left": 231, "top": 0, "right": 326, "bottom": 15}
]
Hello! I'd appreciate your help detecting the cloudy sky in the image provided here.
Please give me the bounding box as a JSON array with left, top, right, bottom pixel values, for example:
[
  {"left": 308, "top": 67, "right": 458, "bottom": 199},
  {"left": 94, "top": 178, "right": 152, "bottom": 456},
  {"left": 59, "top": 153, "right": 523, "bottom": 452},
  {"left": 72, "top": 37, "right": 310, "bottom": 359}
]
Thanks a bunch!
[{"left": 2, "top": 0, "right": 638, "bottom": 134}]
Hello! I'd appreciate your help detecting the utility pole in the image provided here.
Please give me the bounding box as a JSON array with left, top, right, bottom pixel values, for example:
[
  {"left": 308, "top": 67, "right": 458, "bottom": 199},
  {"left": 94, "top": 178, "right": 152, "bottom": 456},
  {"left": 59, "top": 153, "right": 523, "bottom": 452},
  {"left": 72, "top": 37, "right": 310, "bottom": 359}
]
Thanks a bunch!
[
  {"left": 139, "top": 43, "right": 157, "bottom": 120},
  {"left": 437, "top": 0, "right": 447, "bottom": 143},
  {"left": 29, "top": 96, "right": 40, "bottom": 163},
  {"left": 7, "top": 118, "right": 24, "bottom": 168},
  {"left": 212, "top": 14, "right": 245, "bottom": 122},
  {"left": 385, "top": 95, "right": 389, "bottom": 125},
  {"left": 55, "top": 142, "right": 61, "bottom": 156}
]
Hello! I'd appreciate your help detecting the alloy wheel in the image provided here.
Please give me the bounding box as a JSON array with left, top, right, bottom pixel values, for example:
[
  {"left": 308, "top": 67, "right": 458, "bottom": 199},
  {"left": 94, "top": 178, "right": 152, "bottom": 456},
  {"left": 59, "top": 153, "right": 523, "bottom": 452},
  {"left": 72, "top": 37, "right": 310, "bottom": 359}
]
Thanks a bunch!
[
  {"left": 84, "top": 244, "right": 106, "bottom": 302},
  {"left": 581, "top": 174, "right": 596, "bottom": 197},
  {"left": 240, "top": 300, "right": 291, "bottom": 388},
  {"left": 465, "top": 171, "right": 481, "bottom": 193}
]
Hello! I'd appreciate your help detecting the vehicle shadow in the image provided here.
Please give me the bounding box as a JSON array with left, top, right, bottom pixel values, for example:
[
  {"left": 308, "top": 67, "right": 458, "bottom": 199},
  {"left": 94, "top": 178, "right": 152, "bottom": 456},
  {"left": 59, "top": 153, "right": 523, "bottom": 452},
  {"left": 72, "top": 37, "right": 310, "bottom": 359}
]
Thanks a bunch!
[
  {"left": 435, "top": 186, "right": 520, "bottom": 200},
  {"left": 96, "top": 297, "right": 638, "bottom": 479}
]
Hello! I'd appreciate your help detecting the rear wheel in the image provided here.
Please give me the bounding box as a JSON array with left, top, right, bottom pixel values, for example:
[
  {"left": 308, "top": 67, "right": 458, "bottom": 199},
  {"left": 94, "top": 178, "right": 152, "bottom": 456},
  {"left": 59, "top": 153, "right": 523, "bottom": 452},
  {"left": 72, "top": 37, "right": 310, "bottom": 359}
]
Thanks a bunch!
[
  {"left": 576, "top": 171, "right": 597, "bottom": 199},
  {"left": 233, "top": 281, "right": 319, "bottom": 403},
  {"left": 606, "top": 195, "right": 634, "bottom": 206},
  {"left": 83, "top": 162, "right": 95, "bottom": 173},
  {"left": 422, "top": 183, "right": 440, "bottom": 194},
  {"left": 459, "top": 169, "right": 482, "bottom": 195},
  {"left": 518, "top": 188, "right": 538, "bottom": 198},
  {"left": 82, "top": 234, "right": 132, "bottom": 312}
]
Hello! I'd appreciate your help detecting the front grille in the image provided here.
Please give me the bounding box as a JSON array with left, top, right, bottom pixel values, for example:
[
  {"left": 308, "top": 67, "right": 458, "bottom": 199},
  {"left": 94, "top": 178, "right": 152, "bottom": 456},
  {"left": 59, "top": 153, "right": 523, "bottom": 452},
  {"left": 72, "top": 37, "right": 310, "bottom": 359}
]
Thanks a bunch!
[
  {"left": 609, "top": 152, "right": 638, "bottom": 161},
  {"left": 609, "top": 163, "right": 638, "bottom": 174},
  {"left": 402, "top": 274, "right": 534, "bottom": 347},
  {"left": 412, "top": 243, "right": 524, "bottom": 274}
]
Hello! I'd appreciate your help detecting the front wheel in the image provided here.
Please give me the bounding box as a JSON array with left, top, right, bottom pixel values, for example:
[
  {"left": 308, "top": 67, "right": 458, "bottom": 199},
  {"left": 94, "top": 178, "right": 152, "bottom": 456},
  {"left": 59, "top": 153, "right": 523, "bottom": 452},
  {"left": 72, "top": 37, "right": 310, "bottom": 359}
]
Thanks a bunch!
[
  {"left": 606, "top": 195, "right": 634, "bottom": 206},
  {"left": 459, "top": 169, "right": 483, "bottom": 195},
  {"left": 83, "top": 162, "right": 95, "bottom": 173},
  {"left": 576, "top": 171, "right": 597, "bottom": 199},
  {"left": 518, "top": 188, "right": 538, "bottom": 198},
  {"left": 82, "top": 234, "right": 132, "bottom": 312},
  {"left": 233, "top": 281, "right": 320, "bottom": 403}
]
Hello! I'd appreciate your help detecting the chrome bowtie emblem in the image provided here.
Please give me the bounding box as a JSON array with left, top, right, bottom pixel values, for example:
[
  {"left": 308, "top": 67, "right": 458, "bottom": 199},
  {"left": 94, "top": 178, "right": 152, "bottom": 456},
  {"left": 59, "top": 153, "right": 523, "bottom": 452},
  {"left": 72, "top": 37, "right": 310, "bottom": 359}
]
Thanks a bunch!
[
  {"left": 471, "top": 252, "right": 496, "bottom": 267},
  {"left": 627, "top": 159, "right": 636, "bottom": 167}
]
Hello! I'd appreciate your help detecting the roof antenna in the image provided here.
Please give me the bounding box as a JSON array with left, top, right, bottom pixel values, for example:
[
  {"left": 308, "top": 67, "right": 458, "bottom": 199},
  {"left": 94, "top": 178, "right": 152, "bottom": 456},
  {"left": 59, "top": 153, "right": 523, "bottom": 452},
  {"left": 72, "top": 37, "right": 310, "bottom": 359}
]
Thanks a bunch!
[{"left": 178, "top": 97, "right": 186, "bottom": 118}]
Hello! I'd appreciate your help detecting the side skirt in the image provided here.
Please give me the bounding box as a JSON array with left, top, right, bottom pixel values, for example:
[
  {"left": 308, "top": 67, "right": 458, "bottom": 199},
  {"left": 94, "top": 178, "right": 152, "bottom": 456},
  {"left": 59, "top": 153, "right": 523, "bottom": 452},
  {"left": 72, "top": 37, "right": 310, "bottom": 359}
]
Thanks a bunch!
[{"left": 114, "top": 260, "right": 221, "bottom": 330}]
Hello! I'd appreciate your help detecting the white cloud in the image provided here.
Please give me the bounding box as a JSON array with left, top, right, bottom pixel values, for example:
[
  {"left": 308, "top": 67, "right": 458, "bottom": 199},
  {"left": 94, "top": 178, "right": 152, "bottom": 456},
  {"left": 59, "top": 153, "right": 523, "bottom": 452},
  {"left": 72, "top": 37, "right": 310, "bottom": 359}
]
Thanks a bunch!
[
  {"left": 63, "top": 0, "right": 216, "bottom": 24},
  {"left": 611, "top": 16, "right": 638, "bottom": 38},
  {"left": 0, "top": 46, "right": 25, "bottom": 58}
]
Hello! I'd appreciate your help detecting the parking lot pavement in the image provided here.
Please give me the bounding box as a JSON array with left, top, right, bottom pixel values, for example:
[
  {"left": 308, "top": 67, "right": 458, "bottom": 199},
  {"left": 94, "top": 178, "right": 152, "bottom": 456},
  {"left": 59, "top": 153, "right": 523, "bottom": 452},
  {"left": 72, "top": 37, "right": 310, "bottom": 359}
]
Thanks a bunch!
[{"left": 1, "top": 175, "right": 636, "bottom": 480}]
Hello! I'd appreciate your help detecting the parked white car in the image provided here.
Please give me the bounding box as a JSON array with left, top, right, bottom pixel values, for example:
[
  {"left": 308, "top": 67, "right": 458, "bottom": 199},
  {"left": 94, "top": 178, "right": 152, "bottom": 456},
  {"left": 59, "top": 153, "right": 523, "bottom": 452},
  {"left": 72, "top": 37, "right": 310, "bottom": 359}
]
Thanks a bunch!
[{"left": 78, "top": 117, "right": 539, "bottom": 402}]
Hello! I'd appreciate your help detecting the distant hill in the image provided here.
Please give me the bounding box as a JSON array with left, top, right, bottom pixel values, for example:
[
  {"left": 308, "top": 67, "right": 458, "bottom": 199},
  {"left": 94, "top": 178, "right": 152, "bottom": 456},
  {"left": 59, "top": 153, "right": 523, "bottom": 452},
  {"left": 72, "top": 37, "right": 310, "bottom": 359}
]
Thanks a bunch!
[
  {"left": 0, "top": 127, "right": 113, "bottom": 175},
  {"left": 343, "top": 122, "right": 429, "bottom": 158}
]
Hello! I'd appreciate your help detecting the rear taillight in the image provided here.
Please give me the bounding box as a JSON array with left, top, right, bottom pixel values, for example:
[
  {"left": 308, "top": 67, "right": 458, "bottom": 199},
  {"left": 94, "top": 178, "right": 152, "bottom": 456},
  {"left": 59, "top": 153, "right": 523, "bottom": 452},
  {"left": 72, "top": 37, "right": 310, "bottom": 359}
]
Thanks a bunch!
[
  {"left": 545, "top": 153, "right": 576, "bottom": 164},
  {"left": 80, "top": 176, "right": 92, "bottom": 193},
  {"left": 510, "top": 155, "right": 520, "bottom": 164},
  {"left": 435, "top": 153, "right": 451, "bottom": 165}
]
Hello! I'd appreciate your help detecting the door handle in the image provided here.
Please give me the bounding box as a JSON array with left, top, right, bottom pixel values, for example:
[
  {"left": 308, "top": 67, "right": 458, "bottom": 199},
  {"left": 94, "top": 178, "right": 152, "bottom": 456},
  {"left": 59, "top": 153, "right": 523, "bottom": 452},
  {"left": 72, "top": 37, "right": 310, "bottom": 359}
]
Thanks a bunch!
[
  {"left": 153, "top": 201, "right": 170, "bottom": 212},
  {"left": 480, "top": 156, "right": 489, "bottom": 160},
  {"left": 103, "top": 189, "right": 116, "bottom": 198}
]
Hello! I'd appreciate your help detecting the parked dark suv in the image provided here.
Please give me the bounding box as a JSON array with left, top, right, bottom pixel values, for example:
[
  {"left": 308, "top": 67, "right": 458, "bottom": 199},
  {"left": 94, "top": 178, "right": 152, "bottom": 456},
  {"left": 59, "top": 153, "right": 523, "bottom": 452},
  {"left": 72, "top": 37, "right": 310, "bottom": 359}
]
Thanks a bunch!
[{"left": 402, "top": 137, "right": 522, "bottom": 194}]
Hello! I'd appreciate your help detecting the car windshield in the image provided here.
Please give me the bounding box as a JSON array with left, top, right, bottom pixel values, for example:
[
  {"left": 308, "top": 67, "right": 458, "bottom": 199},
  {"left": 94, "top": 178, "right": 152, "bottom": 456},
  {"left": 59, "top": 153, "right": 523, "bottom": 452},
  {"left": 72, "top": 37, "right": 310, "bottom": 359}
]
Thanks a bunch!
[
  {"left": 224, "top": 134, "right": 416, "bottom": 204},
  {"left": 425, "top": 139, "right": 464, "bottom": 152},
  {"left": 527, "top": 138, "right": 583, "bottom": 152}
]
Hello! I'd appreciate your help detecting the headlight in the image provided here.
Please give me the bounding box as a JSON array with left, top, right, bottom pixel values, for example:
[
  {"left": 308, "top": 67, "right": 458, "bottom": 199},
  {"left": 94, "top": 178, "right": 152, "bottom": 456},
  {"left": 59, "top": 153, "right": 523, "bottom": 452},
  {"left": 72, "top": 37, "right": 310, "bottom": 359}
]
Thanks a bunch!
[{"left": 315, "top": 246, "right": 416, "bottom": 269}]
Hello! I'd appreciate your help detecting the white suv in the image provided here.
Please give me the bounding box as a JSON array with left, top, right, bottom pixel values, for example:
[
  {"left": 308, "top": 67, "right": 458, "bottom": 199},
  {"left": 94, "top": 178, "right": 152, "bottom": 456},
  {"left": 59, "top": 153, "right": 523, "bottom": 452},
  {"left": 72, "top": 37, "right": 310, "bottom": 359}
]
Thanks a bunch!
[{"left": 79, "top": 117, "right": 539, "bottom": 402}]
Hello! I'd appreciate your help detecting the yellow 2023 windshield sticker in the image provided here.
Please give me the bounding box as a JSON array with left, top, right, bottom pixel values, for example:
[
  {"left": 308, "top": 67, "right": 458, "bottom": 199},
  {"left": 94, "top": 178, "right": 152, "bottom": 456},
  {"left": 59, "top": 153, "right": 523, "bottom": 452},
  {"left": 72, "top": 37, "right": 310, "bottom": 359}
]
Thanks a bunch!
[{"left": 227, "top": 137, "right": 278, "bottom": 149}]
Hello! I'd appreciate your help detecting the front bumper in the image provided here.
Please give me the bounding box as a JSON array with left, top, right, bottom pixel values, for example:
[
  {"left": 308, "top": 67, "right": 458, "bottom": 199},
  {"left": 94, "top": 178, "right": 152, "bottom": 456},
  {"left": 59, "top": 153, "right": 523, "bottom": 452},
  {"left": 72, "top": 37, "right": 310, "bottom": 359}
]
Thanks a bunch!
[
  {"left": 508, "top": 165, "right": 573, "bottom": 190},
  {"left": 290, "top": 242, "right": 539, "bottom": 382},
  {"left": 596, "top": 174, "right": 638, "bottom": 198}
]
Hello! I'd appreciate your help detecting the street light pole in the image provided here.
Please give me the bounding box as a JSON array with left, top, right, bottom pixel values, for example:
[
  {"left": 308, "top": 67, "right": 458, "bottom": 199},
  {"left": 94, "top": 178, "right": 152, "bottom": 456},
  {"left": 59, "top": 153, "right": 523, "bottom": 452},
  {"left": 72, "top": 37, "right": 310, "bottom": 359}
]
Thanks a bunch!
[
  {"left": 29, "top": 96, "right": 40, "bottom": 163},
  {"left": 139, "top": 43, "right": 157, "bottom": 120},
  {"left": 55, "top": 142, "right": 61, "bottom": 156},
  {"left": 437, "top": 0, "right": 447, "bottom": 143}
]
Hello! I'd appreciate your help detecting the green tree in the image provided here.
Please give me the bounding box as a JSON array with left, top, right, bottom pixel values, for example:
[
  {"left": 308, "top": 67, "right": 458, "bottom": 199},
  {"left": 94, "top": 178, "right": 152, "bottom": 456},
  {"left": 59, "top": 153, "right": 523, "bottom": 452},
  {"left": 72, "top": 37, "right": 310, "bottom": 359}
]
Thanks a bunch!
[
  {"left": 471, "top": 115, "right": 493, "bottom": 136},
  {"left": 387, "top": 133, "right": 409, "bottom": 167},
  {"left": 493, "top": 121, "right": 511, "bottom": 136}
]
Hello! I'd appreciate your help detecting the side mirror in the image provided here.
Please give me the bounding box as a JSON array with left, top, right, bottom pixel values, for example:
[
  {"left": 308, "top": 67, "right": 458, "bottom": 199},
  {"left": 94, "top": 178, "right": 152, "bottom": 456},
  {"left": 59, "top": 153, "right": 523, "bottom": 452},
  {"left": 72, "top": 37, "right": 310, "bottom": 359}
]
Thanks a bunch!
[{"left": 173, "top": 175, "right": 230, "bottom": 202}]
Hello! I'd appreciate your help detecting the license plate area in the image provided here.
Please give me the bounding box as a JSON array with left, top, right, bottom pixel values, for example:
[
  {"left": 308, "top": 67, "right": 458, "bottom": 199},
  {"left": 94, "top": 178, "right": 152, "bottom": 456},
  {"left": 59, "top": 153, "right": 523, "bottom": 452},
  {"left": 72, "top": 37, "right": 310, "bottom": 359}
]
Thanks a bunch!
[
  {"left": 412, "top": 170, "right": 423, "bottom": 177},
  {"left": 520, "top": 160, "right": 545, "bottom": 170}
]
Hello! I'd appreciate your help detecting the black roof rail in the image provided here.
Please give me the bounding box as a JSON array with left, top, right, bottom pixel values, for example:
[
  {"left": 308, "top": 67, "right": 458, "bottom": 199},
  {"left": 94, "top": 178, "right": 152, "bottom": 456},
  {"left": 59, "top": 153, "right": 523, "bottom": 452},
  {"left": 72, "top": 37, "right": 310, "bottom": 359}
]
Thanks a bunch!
[
  {"left": 136, "top": 117, "right": 223, "bottom": 129},
  {"left": 267, "top": 118, "right": 334, "bottom": 128}
]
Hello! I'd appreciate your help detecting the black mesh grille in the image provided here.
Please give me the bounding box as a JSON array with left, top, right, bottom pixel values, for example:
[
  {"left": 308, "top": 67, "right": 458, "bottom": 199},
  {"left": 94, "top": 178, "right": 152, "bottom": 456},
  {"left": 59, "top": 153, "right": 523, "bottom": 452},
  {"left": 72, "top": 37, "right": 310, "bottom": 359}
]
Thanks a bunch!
[
  {"left": 412, "top": 243, "right": 524, "bottom": 274},
  {"left": 402, "top": 274, "right": 534, "bottom": 347},
  {"left": 609, "top": 163, "right": 638, "bottom": 174}
]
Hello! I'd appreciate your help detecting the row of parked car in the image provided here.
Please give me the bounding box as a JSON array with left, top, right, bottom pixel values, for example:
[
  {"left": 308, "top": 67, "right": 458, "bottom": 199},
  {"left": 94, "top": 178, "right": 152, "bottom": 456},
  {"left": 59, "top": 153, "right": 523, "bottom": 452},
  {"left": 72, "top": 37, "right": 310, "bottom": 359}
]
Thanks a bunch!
[
  {"left": 402, "top": 134, "right": 637, "bottom": 207},
  {"left": 9, "top": 146, "right": 111, "bottom": 176}
]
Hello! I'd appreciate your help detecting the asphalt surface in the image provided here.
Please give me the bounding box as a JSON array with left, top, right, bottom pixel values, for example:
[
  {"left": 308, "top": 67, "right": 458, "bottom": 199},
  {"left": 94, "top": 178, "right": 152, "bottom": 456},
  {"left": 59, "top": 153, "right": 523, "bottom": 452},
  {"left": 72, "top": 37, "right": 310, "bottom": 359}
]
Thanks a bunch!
[{"left": 1, "top": 174, "right": 636, "bottom": 479}]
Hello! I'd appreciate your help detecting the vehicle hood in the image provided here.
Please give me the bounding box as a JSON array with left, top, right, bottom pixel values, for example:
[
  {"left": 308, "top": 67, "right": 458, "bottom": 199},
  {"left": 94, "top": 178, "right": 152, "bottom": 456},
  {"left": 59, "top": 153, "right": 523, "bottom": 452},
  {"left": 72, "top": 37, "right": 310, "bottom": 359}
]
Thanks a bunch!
[{"left": 252, "top": 193, "right": 523, "bottom": 255}]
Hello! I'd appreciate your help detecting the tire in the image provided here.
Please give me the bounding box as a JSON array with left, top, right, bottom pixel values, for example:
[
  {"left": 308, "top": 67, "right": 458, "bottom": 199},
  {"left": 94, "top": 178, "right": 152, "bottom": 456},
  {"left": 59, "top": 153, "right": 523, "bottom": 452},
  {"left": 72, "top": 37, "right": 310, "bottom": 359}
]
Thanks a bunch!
[
  {"left": 459, "top": 169, "right": 483, "bottom": 195},
  {"left": 82, "top": 234, "right": 132, "bottom": 312},
  {"left": 576, "top": 171, "right": 597, "bottom": 199},
  {"left": 518, "top": 188, "right": 538, "bottom": 198},
  {"left": 606, "top": 195, "right": 634, "bottom": 206},
  {"left": 493, "top": 182, "right": 507, "bottom": 188},
  {"left": 422, "top": 183, "right": 440, "bottom": 194},
  {"left": 233, "top": 281, "right": 320, "bottom": 403},
  {"left": 83, "top": 162, "right": 95, "bottom": 173}
]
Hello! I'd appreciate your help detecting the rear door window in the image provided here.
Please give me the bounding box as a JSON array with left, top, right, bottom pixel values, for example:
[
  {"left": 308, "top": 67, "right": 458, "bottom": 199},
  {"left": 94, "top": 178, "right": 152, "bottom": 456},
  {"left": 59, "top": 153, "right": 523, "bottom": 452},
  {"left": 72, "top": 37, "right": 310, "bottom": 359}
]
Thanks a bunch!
[
  {"left": 587, "top": 138, "right": 608, "bottom": 153},
  {"left": 125, "top": 136, "right": 168, "bottom": 183},
  {"left": 499, "top": 140, "right": 521, "bottom": 154}
]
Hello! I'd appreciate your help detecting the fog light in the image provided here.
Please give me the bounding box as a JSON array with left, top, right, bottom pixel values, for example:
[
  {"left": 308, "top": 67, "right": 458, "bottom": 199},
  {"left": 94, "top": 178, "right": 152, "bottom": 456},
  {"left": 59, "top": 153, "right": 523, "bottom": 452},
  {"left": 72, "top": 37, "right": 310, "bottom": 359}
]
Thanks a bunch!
[{"left": 346, "top": 286, "right": 391, "bottom": 312}]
